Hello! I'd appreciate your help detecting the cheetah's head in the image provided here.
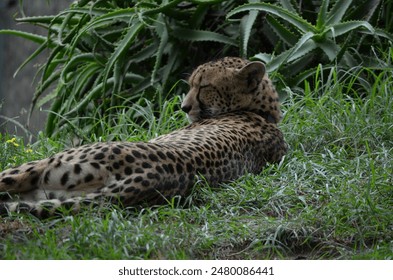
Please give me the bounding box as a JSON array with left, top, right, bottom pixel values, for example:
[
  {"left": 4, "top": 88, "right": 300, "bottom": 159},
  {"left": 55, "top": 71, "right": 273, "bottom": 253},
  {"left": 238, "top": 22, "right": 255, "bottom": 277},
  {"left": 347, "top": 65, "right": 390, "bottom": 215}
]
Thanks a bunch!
[{"left": 181, "top": 57, "right": 282, "bottom": 123}]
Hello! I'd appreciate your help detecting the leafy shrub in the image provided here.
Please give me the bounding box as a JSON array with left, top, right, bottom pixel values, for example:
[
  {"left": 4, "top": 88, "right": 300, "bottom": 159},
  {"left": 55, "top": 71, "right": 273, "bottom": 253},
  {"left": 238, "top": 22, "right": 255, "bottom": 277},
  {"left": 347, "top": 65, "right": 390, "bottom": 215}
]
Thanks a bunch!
[
  {"left": 1, "top": 0, "right": 249, "bottom": 138},
  {"left": 0, "top": 0, "right": 391, "bottom": 138},
  {"left": 228, "top": 0, "right": 393, "bottom": 87}
]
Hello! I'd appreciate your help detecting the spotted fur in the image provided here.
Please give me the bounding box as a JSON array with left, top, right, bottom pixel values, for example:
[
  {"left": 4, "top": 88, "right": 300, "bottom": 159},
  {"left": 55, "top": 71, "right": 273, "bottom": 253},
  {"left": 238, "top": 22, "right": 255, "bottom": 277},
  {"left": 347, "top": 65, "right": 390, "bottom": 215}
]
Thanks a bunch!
[{"left": 0, "top": 57, "right": 287, "bottom": 217}]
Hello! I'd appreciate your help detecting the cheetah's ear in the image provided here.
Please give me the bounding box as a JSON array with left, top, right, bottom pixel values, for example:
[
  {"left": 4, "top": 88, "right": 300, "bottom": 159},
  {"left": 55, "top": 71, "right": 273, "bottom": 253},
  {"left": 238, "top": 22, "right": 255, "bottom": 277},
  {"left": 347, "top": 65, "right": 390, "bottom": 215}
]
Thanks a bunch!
[{"left": 237, "top": 61, "right": 266, "bottom": 93}]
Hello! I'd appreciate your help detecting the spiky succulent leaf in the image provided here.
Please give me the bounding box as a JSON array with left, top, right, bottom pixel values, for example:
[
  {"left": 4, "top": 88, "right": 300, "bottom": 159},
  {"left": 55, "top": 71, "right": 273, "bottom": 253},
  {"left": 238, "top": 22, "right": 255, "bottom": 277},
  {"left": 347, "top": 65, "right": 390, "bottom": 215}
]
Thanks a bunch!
[
  {"left": 239, "top": 9, "right": 259, "bottom": 57},
  {"left": 172, "top": 28, "right": 237, "bottom": 46},
  {"left": 265, "top": 14, "right": 299, "bottom": 46},
  {"left": 326, "top": 0, "right": 353, "bottom": 25},
  {"left": 227, "top": 3, "right": 317, "bottom": 33}
]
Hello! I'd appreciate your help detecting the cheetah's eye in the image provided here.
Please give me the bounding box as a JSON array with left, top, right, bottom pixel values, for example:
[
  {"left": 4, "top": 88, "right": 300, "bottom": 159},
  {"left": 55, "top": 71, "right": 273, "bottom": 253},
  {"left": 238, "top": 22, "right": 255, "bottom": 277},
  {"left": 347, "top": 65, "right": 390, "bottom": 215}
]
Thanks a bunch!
[{"left": 197, "top": 86, "right": 211, "bottom": 105}]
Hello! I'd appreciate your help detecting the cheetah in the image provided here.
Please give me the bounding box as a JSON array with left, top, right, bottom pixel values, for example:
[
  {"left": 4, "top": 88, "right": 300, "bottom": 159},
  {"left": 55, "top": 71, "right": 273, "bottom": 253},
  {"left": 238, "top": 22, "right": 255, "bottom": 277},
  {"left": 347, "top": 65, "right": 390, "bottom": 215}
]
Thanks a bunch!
[{"left": 0, "top": 57, "right": 287, "bottom": 218}]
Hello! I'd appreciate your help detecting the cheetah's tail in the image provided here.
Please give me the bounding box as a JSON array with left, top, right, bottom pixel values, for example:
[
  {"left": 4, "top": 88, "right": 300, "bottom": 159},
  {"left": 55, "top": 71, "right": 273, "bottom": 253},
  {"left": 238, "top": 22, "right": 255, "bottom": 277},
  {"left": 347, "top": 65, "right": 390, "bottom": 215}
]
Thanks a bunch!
[{"left": 0, "top": 195, "right": 102, "bottom": 218}]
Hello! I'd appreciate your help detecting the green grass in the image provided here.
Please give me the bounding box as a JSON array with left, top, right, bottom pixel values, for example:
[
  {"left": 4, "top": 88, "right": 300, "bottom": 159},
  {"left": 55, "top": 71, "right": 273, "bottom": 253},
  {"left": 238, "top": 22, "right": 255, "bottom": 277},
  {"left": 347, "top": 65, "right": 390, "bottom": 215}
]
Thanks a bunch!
[{"left": 0, "top": 67, "right": 392, "bottom": 260}]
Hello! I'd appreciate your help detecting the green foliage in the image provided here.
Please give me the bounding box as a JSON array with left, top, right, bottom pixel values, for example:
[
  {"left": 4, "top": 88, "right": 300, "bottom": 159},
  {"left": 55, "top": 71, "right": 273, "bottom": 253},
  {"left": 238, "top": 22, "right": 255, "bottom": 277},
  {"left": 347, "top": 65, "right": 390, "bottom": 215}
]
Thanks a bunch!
[
  {"left": 0, "top": 0, "right": 246, "bottom": 138},
  {"left": 228, "top": 0, "right": 393, "bottom": 87}
]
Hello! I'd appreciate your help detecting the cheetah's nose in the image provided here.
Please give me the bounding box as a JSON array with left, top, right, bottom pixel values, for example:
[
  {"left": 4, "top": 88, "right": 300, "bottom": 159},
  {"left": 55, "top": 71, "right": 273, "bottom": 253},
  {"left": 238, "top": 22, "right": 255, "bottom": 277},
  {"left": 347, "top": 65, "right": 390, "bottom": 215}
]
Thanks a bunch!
[{"left": 181, "top": 105, "right": 192, "bottom": 114}]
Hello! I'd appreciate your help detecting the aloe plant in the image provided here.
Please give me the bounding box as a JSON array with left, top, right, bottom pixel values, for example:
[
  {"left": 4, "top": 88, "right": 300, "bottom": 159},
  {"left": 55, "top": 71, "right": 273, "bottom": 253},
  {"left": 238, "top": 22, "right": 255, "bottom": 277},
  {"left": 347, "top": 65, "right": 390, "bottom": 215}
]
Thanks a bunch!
[
  {"left": 228, "top": 0, "right": 393, "bottom": 86},
  {"left": 0, "top": 0, "right": 242, "bottom": 138}
]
